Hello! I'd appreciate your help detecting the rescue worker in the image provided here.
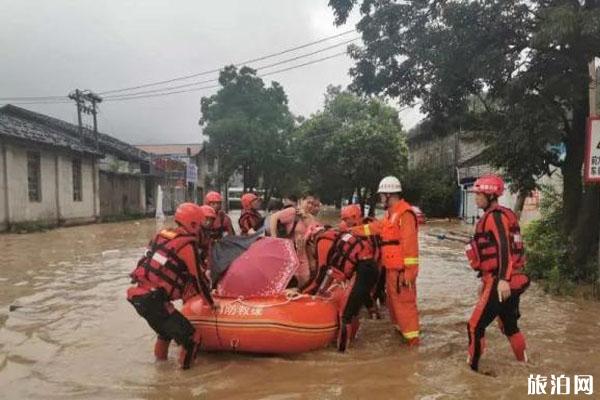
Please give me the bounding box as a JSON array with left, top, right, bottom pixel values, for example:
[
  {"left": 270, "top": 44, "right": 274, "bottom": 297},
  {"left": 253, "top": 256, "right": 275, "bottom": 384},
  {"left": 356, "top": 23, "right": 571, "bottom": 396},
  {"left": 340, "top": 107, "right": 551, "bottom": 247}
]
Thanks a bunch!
[
  {"left": 238, "top": 193, "right": 264, "bottom": 235},
  {"left": 198, "top": 204, "right": 218, "bottom": 269},
  {"left": 465, "top": 174, "right": 529, "bottom": 372},
  {"left": 302, "top": 223, "right": 379, "bottom": 352},
  {"left": 356, "top": 176, "right": 420, "bottom": 345},
  {"left": 126, "top": 203, "right": 216, "bottom": 370},
  {"left": 340, "top": 204, "right": 383, "bottom": 320},
  {"left": 204, "top": 191, "right": 234, "bottom": 240}
]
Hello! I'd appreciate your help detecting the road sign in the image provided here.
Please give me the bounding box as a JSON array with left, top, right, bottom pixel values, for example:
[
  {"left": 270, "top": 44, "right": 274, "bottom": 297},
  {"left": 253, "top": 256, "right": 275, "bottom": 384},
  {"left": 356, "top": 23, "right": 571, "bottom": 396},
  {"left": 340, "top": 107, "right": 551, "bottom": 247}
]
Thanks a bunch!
[
  {"left": 584, "top": 117, "right": 600, "bottom": 183},
  {"left": 186, "top": 163, "right": 198, "bottom": 184}
]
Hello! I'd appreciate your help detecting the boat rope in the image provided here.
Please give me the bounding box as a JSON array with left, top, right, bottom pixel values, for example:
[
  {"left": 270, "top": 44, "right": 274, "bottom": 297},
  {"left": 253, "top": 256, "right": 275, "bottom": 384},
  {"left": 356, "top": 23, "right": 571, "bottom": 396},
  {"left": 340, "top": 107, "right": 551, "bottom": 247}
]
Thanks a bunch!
[{"left": 227, "top": 291, "right": 311, "bottom": 309}]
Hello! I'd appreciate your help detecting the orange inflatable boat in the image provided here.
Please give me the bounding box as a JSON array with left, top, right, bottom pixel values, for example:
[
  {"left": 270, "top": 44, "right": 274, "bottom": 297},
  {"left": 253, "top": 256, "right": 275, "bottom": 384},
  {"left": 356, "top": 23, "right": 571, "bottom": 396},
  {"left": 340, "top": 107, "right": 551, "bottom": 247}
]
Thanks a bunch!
[{"left": 182, "top": 293, "right": 339, "bottom": 354}]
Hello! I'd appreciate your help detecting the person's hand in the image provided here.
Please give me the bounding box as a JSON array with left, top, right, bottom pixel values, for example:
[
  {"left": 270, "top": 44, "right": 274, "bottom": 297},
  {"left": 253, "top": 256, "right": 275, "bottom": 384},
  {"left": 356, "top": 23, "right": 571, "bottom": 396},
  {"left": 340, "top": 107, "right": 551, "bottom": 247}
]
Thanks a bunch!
[
  {"left": 497, "top": 279, "right": 511, "bottom": 302},
  {"left": 402, "top": 266, "right": 418, "bottom": 286}
]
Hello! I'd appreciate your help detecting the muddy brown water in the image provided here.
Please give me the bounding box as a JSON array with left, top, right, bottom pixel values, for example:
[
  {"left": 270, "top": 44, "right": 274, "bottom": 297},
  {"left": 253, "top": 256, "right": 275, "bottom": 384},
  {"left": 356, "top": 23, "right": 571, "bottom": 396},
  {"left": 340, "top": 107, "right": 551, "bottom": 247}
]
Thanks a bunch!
[{"left": 0, "top": 216, "right": 598, "bottom": 399}]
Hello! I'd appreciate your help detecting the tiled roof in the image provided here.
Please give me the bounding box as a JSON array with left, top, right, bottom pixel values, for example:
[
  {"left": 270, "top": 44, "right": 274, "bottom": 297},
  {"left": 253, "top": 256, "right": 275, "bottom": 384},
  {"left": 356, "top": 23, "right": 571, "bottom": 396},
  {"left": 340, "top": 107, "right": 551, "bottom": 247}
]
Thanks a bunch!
[
  {"left": 0, "top": 105, "right": 148, "bottom": 161},
  {"left": 135, "top": 143, "right": 203, "bottom": 157},
  {"left": 0, "top": 105, "right": 102, "bottom": 155}
]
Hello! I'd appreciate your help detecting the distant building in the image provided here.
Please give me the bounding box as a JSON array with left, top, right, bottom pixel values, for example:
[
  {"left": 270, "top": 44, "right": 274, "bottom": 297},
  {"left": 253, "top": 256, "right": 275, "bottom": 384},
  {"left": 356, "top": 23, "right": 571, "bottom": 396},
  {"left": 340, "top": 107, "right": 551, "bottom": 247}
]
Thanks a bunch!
[
  {"left": 135, "top": 143, "right": 219, "bottom": 211},
  {"left": 407, "top": 124, "right": 552, "bottom": 223},
  {"left": 0, "top": 105, "right": 151, "bottom": 231}
]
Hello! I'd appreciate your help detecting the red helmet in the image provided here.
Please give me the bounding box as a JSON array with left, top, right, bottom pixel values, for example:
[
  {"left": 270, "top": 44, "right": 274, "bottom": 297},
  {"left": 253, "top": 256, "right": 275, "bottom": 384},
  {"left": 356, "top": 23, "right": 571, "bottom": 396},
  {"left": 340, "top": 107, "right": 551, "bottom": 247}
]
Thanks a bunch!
[
  {"left": 241, "top": 193, "right": 258, "bottom": 209},
  {"left": 174, "top": 203, "right": 204, "bottom": 235},
  {"left": 199, "top": 205, "right": 217, "bottom": 220},
  {"left": 204, "top": 191, "right": 222, "bottom": 204},
  {"left": 471, "top": 174, "right": 505, "bottom": 197},
  {"left": 341, "top": 204, "right": 362, "bottom": 226}
]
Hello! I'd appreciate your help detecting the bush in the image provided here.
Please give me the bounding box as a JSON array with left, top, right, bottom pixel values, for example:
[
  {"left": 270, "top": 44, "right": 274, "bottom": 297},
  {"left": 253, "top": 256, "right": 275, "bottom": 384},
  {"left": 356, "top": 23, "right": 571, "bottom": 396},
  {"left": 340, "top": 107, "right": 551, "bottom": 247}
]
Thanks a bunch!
[
  {"left": 523, "top": 185, "right": 580, "bottom": 294},
  {"left": 402, "top": 166, "right": 458, "bottom": 218}
]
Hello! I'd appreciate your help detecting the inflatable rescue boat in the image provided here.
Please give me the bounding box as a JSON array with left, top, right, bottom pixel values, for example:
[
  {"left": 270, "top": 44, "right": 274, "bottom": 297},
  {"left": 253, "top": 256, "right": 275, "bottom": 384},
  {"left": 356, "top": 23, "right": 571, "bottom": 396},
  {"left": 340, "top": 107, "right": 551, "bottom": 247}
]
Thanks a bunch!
[{"left": 182, "top": 294, "right": 338, "bottom": 354}]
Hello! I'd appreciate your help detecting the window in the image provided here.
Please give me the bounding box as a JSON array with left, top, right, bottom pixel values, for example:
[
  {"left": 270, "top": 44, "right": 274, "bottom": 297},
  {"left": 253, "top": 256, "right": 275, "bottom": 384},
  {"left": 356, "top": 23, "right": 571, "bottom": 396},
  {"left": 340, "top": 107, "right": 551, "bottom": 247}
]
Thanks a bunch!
[
  {"left": 27, "top": 151, "right": 41, "bottom": 202},
  {"left": 72, "top": 158, "right": 82, "bottom": 202}
]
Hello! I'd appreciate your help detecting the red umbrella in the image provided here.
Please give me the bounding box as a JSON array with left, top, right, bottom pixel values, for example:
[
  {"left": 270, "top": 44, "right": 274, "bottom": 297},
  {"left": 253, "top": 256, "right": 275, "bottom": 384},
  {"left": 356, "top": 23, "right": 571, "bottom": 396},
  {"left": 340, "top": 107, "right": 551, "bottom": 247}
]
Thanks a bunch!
[{"left": 216, "top": 237, "right": 299, "bottom": 298}]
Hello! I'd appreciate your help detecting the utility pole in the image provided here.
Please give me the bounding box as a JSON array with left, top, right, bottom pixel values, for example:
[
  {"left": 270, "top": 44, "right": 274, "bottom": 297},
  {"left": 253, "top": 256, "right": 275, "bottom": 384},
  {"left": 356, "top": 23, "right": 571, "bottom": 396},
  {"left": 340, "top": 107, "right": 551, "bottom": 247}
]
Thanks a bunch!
[
  {"left": 589, "top": 59, "right": 600, "bottom": 296},
  {"left": 68, "top": 89, "right": 85, "bottom": 142},
  {"left": 87, "top": 91, "right": 102, "bottom": 150},
  {"left": 68, "top": 89, "right": 103, "bottom": 149}
]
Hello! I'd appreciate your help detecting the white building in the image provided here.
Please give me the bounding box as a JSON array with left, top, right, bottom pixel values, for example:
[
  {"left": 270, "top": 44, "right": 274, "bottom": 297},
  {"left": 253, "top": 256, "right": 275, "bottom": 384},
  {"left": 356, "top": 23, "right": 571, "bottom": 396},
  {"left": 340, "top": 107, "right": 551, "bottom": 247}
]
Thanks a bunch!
[
  {"left": 0, "top": 105, "right": 103, "bottom": 231},
  {"left": 0, "top": 105, "right": 152, "bottom": 231}
]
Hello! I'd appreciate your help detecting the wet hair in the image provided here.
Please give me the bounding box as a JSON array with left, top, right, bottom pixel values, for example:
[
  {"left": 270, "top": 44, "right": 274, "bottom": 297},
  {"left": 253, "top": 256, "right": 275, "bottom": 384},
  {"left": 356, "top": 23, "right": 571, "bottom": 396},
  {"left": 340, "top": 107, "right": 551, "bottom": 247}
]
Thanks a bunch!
[
  {"left": 267, "top": 198, "right": 284, "bottom": 212},
  {"left": 283, "top": 193, "right": 298, "bottom": 203},
  {"left": 302, "top": 191, "right": 320, "bottom": 200}
]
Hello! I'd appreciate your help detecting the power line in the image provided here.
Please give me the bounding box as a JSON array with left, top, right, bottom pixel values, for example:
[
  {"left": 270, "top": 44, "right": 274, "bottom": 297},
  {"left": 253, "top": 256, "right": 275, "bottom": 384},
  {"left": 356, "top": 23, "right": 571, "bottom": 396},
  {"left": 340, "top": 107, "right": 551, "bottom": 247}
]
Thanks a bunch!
[
  {"left": 0, "top": 29, "right": 356, "bottom": 102},
  {"left": 98, "top": 29, "right": 356, "bottom": 95},
  {"left": 0, "top": 99, "right": 71, "bottom": 105},
  {"left": 102, "top": 51, "right": 349, "bottom": 102},
  {"left": 103, "top": 37, "right": 359, "bottom": 99},
  {"left": 0, "top": 95, "right": 68, "bottom": 101}
]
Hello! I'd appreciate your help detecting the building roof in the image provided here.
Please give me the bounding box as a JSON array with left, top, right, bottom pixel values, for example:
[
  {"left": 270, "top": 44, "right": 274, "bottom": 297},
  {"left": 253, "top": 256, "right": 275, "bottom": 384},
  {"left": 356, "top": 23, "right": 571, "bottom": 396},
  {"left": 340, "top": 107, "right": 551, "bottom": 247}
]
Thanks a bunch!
[
  {"left": 0, "top": 105, "right": 148, "bottom": 161},
  {"left": 135, "top": 143, "right": 203, "bottom": 157},
  {"left": 0, "top": 105, "right": 102, "bottom": 156}
]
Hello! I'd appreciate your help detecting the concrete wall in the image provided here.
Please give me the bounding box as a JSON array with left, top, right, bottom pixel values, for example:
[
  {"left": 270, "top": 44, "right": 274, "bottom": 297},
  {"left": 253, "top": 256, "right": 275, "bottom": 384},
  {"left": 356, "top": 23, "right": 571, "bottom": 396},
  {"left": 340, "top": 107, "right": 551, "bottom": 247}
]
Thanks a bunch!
[
  {"left": 7, "top": 143, "right": 59, "bottom": 225},
  {"left": 99, "top": 171, "right": 145, "bottom": 217},
  {"left": 0, "top": 142, "right": 98, "bottom": 231},
  {"left": 56, "top": 155, "right": 97, "bottom": 223},
  {"left": 408, "top": 134, "right": 456, "bottom": 169},
  {"left": 139, "top": 177, "right": 146, "bottom": 214},
  {"left": 408, "top": 133, "right": 487, "bottom": 171},
  {"left": 0, "top": 143, "right": 7, "bottom": 231}
]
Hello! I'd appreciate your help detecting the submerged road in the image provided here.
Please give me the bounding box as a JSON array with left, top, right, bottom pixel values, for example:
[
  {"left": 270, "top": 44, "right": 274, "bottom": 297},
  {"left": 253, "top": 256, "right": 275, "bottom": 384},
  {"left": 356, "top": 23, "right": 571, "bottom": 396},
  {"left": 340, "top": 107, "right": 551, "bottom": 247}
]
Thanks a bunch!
[{"left": 0, "top": 217, "right": 598, "bottom": 399}]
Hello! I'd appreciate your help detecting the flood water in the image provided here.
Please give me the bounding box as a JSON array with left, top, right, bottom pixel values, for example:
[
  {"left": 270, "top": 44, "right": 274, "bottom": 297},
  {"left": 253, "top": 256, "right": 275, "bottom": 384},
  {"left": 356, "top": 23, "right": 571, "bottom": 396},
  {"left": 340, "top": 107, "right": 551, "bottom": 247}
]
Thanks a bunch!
[{"left": 0, "top": 216, "right": 598, "bottom": 399}]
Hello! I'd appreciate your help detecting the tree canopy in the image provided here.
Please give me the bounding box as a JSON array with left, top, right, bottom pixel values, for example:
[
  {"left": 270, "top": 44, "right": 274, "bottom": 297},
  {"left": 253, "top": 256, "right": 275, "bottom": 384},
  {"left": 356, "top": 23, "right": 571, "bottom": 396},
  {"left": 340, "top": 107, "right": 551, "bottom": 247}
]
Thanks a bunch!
[
  {"left": 199, "top": 65, "right": 294, "bottom": 196},
  {"left": 329, "top": 0, "right": 600, "bottom": 273},
  {"left": 295, "top": 86, "right": 407, "bottom": 208}
]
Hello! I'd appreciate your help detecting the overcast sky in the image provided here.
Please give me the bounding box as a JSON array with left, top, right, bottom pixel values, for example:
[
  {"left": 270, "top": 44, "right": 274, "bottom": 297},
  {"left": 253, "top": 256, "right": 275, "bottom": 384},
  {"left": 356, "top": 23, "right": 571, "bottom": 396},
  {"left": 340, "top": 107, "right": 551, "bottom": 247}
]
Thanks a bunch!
[{"left": 1, "top": 0, "right": 423, "bottom": 144}]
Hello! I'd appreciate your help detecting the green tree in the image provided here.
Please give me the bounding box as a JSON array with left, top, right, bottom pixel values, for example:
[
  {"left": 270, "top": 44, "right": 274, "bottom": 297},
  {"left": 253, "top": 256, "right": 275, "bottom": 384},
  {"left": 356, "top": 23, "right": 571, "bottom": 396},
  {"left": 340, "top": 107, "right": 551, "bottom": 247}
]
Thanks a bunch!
[
  {"left": 296, "top": 86, "right": 407, "bottom": 209},
  {"left": 329, "top": 0, "right": 600, "bottom": 275},
  {"left": 199, "top": 66, "right": 294, "bottom": 198},
  {"left": 403, "top": 166, "right": 458, "bottom": 218}
]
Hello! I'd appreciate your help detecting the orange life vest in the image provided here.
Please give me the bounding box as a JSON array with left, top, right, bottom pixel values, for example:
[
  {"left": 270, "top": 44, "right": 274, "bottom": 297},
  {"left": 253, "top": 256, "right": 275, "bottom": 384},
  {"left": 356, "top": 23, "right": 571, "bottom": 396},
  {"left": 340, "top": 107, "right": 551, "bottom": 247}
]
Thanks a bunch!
[
  {"left": 466, "top": 205, "right": 525, "bottom": 274},
  {"left": 380, "top": 200, "right": 416, "bottom": 270},
  {"left": 130, "top": 229, "right": 198, "bottom": 301},
  {"left": 239, "top": 209, "right": 264, "bottom": 234},
  {"left": 210, "top": 210, "right": 233, "bottom": 240},
  {"left": 304, "top": 229, "right": 374, "bottom": 294},
  {"left": 347, "top": 218, "right": 382, "bottom": 266}
]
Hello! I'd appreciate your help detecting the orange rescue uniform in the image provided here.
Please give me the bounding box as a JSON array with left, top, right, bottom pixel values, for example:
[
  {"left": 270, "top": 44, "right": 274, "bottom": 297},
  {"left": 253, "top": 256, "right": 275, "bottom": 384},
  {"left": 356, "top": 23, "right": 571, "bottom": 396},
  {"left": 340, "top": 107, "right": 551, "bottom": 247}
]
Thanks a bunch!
[{"left": 353, "top": 199, "right": 420, "bottom": 343}]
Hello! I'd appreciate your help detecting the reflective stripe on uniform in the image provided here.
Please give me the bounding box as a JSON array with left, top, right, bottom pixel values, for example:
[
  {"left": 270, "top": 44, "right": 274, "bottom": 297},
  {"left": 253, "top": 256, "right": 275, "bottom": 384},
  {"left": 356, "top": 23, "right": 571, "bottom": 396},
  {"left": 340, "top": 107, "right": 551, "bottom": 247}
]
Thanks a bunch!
[
  {"left": 363, "top": 224, "right": 371, "bottom": 236},
  {"left": 404, "top": 257, "right": 419, "bottom": 266},
  {"left": 152, "top": 252, "right": 168, "bottom": 266},
  {"left": 402, "top": 330, "right": 419, "bottom": 339}
]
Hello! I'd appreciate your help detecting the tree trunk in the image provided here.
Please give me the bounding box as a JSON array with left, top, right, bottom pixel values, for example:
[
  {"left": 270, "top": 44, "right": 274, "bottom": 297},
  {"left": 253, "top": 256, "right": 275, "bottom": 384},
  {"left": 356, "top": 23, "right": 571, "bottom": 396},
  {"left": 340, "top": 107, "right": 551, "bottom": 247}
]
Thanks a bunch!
[
  {"left": 242, "top": 162, "right": 248, "bottom": 192},
  {"left": 368, "top": 187, "right": 378, "bottom": 217},
  {"left": 513, "top": 190, "right": 528, "bottom": 219},
  {"left": 562, "top": 130, "right": 584, "bottom": 235},
  {"left": 562, "top": 73, "right": 599, "bottom": 276},
  {"left": 570, "top": 186, "right": 599, "bottom": 276}
]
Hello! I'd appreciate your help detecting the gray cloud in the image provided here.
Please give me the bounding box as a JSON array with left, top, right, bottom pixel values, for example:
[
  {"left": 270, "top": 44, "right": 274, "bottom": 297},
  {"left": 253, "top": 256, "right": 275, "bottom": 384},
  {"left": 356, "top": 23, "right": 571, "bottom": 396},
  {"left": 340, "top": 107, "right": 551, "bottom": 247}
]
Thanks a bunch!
[{"left": 1, "top": 0, "right": 423, "bottom": 144}]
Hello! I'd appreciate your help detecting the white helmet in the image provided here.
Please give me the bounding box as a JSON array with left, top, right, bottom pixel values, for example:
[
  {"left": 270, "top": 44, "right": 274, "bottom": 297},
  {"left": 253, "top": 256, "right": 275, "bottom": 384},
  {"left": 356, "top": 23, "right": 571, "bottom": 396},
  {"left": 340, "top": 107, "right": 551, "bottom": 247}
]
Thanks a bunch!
[{"left": 378, "top": 176, "right": 402, "bottom": 193}]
